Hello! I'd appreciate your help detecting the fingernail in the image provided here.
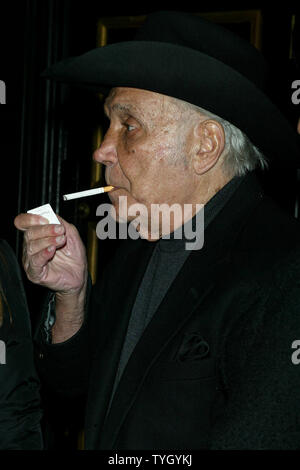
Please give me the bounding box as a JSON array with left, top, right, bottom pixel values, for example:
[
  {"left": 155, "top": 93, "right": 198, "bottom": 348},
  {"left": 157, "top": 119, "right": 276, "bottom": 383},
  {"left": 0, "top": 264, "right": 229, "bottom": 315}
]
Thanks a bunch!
[
  {"left": 47, "top": 245, "right": 55, "bottom": 252},
  {"left": 39, "top": 218, "right": 48, "bottom": 225},
  {"left": 54, "top": 225, "right": 64, "bottom": 234},
  {"left": 56, "top": 235, "right": 65, "bottom": 243}
]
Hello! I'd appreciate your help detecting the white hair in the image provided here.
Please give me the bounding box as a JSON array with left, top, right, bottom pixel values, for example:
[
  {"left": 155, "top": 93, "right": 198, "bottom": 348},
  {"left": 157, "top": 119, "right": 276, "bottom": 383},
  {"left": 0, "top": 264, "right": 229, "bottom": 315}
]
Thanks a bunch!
[{"left": 171, "top": 97, "right": 269, "bottom": 177}]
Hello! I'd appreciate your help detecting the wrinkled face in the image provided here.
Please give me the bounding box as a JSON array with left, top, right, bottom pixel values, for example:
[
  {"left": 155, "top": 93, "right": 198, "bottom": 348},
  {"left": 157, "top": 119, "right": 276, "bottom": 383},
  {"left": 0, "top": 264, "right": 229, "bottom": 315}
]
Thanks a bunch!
[{"left": 93, "top": 87, "right": 196, "bottom": 235}]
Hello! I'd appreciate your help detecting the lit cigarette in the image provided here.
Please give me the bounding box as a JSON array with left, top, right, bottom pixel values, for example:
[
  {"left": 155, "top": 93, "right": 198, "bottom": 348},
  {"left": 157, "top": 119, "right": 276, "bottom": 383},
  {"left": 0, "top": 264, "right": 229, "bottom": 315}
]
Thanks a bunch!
[{"left": 63, "top": 185, "right": 114, "bottom": 201}]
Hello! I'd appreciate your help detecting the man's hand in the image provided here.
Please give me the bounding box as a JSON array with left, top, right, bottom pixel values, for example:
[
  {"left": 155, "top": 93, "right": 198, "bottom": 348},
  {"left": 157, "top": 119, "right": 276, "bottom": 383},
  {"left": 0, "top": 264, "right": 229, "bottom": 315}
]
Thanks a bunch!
[{"left": 14, "top": 213, "right": 88, "bottom": 343}]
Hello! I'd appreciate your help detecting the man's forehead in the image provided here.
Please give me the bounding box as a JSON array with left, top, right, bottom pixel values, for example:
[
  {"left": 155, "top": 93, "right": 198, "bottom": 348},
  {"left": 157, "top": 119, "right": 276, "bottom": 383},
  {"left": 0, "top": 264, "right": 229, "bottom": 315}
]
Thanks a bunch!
[{"left": 104, "top": 87, "right": 170, "bottom": 114}]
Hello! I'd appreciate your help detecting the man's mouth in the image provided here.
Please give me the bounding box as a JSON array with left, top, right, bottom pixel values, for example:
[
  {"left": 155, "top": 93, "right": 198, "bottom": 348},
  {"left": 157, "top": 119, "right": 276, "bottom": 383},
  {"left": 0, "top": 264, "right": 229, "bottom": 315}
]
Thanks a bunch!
[
  {"left": 107, "top": 184, "right": 126, "bottom": 193},
  {"left": 109, "top": 186, "right": 120, "bottom": 192},
  {"left": 107, "top": 186, "right": 125, "bottom": 198}
]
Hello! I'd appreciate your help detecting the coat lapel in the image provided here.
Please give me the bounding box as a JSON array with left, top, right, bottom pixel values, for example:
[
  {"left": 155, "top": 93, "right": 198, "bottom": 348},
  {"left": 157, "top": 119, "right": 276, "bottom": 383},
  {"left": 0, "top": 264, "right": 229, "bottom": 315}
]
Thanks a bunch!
[
  {"left": 86, "top": 236, "right": 155, "bottom": 446},
  {"left": 97, "top": 172, "right": 264, "bottom": 449}
]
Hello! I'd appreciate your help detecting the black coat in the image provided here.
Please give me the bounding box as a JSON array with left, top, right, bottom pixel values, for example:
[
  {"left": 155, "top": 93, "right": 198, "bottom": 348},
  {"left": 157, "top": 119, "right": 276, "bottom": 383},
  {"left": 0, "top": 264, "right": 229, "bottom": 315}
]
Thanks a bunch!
[
  {"left": 0, "top": 240, "right": 43, "bottom": 450},
  {"left": 35, "top": 172, "right": 300, "bottom": 449}
]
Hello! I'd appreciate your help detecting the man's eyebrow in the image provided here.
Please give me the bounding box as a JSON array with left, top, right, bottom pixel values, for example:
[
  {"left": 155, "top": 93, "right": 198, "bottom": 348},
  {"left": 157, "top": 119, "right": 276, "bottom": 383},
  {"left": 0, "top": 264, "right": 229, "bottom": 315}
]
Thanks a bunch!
[{"left": 104, "top": 103, "right": 139, "bottom": 117}]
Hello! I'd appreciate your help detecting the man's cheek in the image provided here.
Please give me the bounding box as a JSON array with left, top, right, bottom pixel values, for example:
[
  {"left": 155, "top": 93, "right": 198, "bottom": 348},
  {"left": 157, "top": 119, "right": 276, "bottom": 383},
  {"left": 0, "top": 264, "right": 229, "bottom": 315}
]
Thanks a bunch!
[
  {"left": 116, "top": 154, "right": 138, "bottom": 183},
  {"left": 107, "top": 163, "right": 129, "bottom": 188}
]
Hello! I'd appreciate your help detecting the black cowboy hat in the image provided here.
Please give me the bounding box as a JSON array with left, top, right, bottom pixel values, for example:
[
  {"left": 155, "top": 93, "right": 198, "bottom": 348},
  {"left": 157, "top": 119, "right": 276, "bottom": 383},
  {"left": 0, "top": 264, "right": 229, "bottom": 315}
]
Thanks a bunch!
[{"left": 42, "top": 10, "right": 299, "bottom": 167}]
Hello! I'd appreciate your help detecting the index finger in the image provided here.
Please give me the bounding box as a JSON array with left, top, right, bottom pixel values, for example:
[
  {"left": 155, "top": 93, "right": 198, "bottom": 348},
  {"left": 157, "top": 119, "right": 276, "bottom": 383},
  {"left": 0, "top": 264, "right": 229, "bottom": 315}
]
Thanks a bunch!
[{"left": 14, "top": 213, "right": 49, "bottom": 231}]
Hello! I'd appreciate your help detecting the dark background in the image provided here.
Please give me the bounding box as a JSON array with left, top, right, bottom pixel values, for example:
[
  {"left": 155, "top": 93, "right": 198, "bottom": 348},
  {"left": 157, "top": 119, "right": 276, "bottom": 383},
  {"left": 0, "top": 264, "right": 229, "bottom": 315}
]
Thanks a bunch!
[{"left": 0, "top": 0, "right": 299, "bottom": 449}]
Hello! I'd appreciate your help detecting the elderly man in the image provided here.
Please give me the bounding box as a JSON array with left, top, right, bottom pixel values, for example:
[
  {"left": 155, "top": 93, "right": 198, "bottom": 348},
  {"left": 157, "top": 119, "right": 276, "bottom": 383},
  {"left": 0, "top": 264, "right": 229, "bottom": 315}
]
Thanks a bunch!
[{"left": 14, "top": 11, "right": 300, "bottom": 449}]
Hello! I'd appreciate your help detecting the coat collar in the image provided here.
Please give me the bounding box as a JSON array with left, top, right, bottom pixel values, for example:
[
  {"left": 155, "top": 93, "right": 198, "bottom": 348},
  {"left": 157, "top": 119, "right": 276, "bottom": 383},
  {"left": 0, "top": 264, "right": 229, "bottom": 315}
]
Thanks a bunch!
[{"left": 93, "top": 171, "right": 264, "bottom": 449}]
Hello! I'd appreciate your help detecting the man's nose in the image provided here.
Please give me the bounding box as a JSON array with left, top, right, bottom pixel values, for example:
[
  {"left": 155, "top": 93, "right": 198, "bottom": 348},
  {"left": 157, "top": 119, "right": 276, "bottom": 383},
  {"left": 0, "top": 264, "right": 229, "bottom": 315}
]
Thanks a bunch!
[{"left": 93, "top": 130, "right": 118, "bottom": 166}]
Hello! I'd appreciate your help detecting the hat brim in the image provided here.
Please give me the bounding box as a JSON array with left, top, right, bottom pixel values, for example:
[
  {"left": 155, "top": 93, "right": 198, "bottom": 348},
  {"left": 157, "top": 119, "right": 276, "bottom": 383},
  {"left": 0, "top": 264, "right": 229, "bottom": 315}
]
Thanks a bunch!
[{"left": 42, "top": 41, "right": 300, "bottom": 168}]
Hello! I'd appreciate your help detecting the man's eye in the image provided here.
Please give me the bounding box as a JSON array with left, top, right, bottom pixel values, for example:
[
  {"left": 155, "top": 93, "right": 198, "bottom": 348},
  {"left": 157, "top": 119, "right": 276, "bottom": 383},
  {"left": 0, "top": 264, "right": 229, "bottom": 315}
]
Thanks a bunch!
[{"left": 126, "top": 124, "right": 136, "bottom": 132}]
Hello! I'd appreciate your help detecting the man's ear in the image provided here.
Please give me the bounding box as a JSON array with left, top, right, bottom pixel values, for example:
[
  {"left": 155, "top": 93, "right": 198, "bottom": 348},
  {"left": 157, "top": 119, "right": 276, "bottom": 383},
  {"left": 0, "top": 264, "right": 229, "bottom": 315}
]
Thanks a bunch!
[{"left": 192, "top": 119, "right": 225, "bottom": 174}]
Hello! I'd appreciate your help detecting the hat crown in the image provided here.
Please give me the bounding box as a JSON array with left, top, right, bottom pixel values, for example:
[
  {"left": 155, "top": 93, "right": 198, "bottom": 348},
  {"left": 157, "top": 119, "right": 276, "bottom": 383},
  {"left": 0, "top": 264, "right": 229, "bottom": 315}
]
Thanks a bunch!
[{"left": 135, "top": 11, "right": 268, "bottom": 91}]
